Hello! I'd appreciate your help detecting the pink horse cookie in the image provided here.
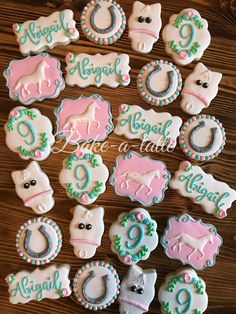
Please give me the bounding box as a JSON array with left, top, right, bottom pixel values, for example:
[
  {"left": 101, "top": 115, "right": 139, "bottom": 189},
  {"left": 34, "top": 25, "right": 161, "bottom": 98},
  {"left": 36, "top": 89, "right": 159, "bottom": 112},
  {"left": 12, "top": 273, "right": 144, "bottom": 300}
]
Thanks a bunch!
[{"left": 4, "top": 53, "right": 65, "bottom": 105}]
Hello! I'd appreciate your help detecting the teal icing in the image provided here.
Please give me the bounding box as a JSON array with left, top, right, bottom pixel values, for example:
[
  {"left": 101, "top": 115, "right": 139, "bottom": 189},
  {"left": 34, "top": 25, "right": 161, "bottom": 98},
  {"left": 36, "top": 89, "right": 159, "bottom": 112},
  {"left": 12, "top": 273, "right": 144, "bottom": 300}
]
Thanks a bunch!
[
  {"left": 126, "top": 224, "right": 144, "bottom": 250},
  {"left": 176, "top": 288, "right": 192, "bottom": 314},
  {"left": 179, "top": 23, "right": 195, "bottom": 49},
  {"left": 17, "top": 120, "right": 37, "bottom": 146},
  {"left": 75, "top": 164, "right": 91, "bottom": 190}
]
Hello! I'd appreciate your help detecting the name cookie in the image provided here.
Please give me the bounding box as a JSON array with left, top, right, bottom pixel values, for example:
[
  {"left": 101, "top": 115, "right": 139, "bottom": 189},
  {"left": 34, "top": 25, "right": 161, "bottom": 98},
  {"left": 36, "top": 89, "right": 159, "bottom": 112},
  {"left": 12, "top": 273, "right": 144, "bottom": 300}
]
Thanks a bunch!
[
  {"left": 73, "top": 261, "right": 120, "bottom": 311},
  {"left": 70, "top": 205, "right": 104, "bottom": 259},
  {"left": 158, "top": 268, "right": 208, "bottom": 314},
  {"left": 110, "top": 151, "right": 170, "bottom": 206},
  {"left": 80, "top": 0, "right": 126, "bottom": 45},
  {"left": 109, "top": 208, "right": 158, "bottom": 265},
  {"left": 170, "top": 161, "right": 236, "bottom": 219},
  {"left": 16, "top": 217, "right": 62, "bottom": 265},
  {"left": 12, "top": 161, "right": 54, "bottom": 214},
  {"left": 181, "top": 63, "right": 222, "bottom": 115},
  {"left": 13, "top": 10, "right": 79, "bottom": 55},
  {"left": 65, "top": 53, "right": 130, "bottom": 88},
  {"left": 4, "top": 53, "right": 65, "bottom": 105},
  {"left": 5, "top": 106, "right": 55, "bottom": 161},
  {"left": 114, "top": 104, "right": 182, "bottom": 148},
  {"left": 55, "top": 94, "right": 113, "bottom": 145},
  {"left": 179, "top": 114, "right": 226, "bottom": 161},
  {"left": 161, "top": 214, "right": 223, "bottom": 270},
  {"left": 137, "top": 60, "right": 182, "bottom": 106},
  {"left": 59, "top": 149, "right": 109, "bottom": 204},
  {"left": 119, "top": 265, "right": 157, "bottom": 314},
  {"left": 6, "top": 264, "right": 71, "bottom": 304},
  {"left": 162, "top": 9, "right": 211, "bottom": 66},
  {"left": 128, "top": 1, "right": 162, "bottom": 54}
]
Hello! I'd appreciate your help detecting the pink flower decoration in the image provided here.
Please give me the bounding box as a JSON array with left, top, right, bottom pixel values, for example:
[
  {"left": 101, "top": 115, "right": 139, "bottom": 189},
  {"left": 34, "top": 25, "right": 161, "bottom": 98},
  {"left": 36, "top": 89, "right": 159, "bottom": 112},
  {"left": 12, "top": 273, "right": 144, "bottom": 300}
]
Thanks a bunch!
[
  {"left": 124, "top": 255, "right": 132, "bottom": 264},
  {"left": 76, "top": 150, "right": 84, "bottom": 158},
  {"left": 9, "top": 110, "right": 20, "bottom": 119},
  {"left": 34, "top": 149, "right": 42, "bottom": 158},
  {"left": 120, "top": 104, "right": 128, "bottom": 112},
  {"left": 13, "top": 23, "right": 19, "bottom": 32},
  {"left": 66, "top": 52, "right": 74, "bottom": 62},
  {"left": 188, "top": 11, "right": 195, "bottom": 18},
  {"left": 62, "top": 288, "right": 69, "bottom": 297},
  {"left": 179, "top": 51, "right": 188, "bottom": 59},
  {"left": 182, "top": 160, "right": 191, "bottom": 170},
  {"left": 5, "top": 274, "right": 14, "bottom": 284},
  {"left": 82, "top": 193, "right": 89, "bottom": 203},
  {"left": 121, "top": 74, "right": 129, "bottom": 83},
  {"left": 219, "top": 210, "right": 226, "bottom": 218},
  {"left": 136, "top": 212, "right": 145, "bottom": 221},
  {"left": 183, "top": 273, "right": 192, "bottom": 283},
  {"left": 69, "top": 28, "right": 75, "bottom": 35}
]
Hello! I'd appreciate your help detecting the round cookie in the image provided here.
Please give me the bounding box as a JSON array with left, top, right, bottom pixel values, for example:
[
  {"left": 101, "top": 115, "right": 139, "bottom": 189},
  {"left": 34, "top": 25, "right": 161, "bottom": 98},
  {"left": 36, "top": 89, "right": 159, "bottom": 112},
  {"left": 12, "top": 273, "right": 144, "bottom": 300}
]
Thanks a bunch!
[
  {"left": 16, "top": 217, "right": 62, "bottom": 265},
  {"left": 137, "top": 60, "right": 182, "bottom": 106},
  {"left": 73, "top": 261, "right": 120, "bottom": 311},
  {"left": 179, "top": 114, "right": 226, "bottom": 161},
  {"left": 80, "top": 0, "right": 126, "bottom": 45}
]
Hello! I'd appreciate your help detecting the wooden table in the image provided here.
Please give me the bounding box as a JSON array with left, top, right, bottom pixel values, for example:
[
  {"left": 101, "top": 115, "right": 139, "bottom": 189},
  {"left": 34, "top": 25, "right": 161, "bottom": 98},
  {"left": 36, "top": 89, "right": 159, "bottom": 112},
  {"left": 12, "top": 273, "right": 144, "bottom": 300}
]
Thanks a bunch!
[{"left": 0, "top": 0, "right": 235, "bottom": 313}]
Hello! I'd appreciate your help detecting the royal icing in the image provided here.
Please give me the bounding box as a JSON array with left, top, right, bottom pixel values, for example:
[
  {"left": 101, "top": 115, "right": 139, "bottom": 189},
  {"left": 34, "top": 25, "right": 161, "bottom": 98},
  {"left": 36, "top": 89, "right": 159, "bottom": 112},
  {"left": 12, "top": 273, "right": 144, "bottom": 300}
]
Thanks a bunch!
[
  {"left": 13, "top": 10, "right": 79, "bottom": 55},
  {"left": 161, "top": 214, "right": 223, "bottom": 270},
  {"left": 128, "top": 1, "right": 162, "bottom": 54},
  {"left": 137, "top": 60, "right": 182, "bottom": 106},
  {"left": 109, "top": 208, "right": 158, "bottom": 265},
  {"left": 81, "top": 0, "right": 126, "bottom": 45},
  {"left": 59, "top": 149, "right": 109, "bottom": 205},
  {"left": 181, "top": 63, "right": 222, "bottom": 115},
  {"left": 158, "top": 268, "right": 208, "bottom": 314},
  {"left": 110, "top": 151, "right": 170, "bottom": 206},
  {"left": 12, "top": 161, "right": 54, "bottom": 215},
  {"left": 114, "top": 104, "right": 182, "bottom": 148},
  {"left": 65, "top": 53, "right": 130, "bottom": 88},
  {"left": 162, "top": 9, "right": 211, "bottom": 66},
  {"left": 73, "top": 261, "right": 120, "bottom": 311},
  {"left": 179, "top": 114, "right": 226, "bottom": 161},
  {"left": 6, "top": 264, "right": 71, "bottom": 304},
  {"left": 69, "top": 205, "right": 104, "bottom": 259},
  {"left": 170, "top": 161, "right": 236, "bottom": 219},
  {"left": 119, "top": 265, "right": 157, "bottom": 314},
  {"left": 16, "top": 217, "right": 62, "bottom": 265},
  {"left": 55, "top": 94, "right": 114, "bottom": 145},
  {"left": 5, "top": 106, "right": 55, "bottom": 161}
]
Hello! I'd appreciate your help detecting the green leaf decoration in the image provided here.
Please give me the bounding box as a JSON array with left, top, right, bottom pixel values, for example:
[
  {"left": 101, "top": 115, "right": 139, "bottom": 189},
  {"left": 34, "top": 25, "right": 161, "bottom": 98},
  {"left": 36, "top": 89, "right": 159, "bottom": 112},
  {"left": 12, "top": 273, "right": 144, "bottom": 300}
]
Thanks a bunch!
[{"left": 163, "top": 301, "right": 171, "bottom": 314}]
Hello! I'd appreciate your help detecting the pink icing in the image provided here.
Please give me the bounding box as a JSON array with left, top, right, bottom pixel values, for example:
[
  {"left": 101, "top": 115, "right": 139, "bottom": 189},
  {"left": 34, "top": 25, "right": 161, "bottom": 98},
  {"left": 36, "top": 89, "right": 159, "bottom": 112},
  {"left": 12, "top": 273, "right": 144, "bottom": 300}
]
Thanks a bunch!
[
  {"left": 182, "top": 89, "right": 209, "bottom": 107},
  {"left": 123, "top": 255, "right": 132, "bottom": 264},
  {"left": 183, "top": 273, "right": 192, "bottom": 283},
  {"left": 34, "top": 149, "right": 42, "bottom": 158},
  {"left": 179, "top": 51, "right": 188, "bottom": 59},
  {"left": 70, "top": 238, "right": 101, "bottom": 246},
  {"left": 9, "top": 109, "right": 20, "bottom": 119},
  {"left": 24, "top": 189, "right": 53, "bottom": 206},
  {"left": 129, "top": 28, "right": 159, "bottom": 40},
  {"left": 119, "top": 297, "right": 148, "bottom": 312}
]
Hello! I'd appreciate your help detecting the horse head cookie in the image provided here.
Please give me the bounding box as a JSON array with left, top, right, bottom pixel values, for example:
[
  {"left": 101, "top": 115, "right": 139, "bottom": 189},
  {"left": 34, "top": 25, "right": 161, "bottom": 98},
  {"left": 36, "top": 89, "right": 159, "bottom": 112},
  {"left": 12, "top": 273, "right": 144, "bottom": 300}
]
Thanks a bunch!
[
  {"left": 69, "top": 205, "right": 105, "bottom": 259},
  {"left": 128, "top": 1, "right": 162, "bottom": 54},
  {"left": 12, "top": 161, "right": 54, "bottom": 214}
]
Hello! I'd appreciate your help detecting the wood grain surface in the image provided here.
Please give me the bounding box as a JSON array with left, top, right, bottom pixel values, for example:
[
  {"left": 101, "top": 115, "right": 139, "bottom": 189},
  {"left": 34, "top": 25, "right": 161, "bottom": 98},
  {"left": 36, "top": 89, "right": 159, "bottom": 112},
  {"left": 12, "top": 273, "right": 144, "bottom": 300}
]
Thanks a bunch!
[{"left": 0, "top": 0, "right": 236, "bottom": 313}]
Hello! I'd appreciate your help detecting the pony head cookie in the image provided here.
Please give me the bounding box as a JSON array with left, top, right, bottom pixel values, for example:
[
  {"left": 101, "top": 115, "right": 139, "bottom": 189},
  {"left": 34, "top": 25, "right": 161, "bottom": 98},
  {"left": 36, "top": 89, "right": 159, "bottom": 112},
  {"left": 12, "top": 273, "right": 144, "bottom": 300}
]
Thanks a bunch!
[
  {"left": 69, "top": 205, "right": 105, "bottom": 259},
  {"left": 119, "top": 265, "right": 157, "bottom": 314},
  {"left": 12, "top": 161, "right": 54, "bottom": 214},
  {"left": 128, "top": 1, "right": 162, "bottom": 54},
  {"left": 158, "top": 268, "right": 208, "bottom": 314},
  {"left": 181, "top": 63, "right": 222, "bottom": 115},
  {"left": 162, "top": 9, "right": 211, "bottom": 66}
]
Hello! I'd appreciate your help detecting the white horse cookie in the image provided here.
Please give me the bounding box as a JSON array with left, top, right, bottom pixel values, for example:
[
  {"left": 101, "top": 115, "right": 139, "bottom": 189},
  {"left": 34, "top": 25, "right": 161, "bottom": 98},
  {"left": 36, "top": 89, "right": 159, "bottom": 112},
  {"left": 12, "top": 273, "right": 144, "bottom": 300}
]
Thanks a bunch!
[
  {"left": 158, "top": 268, "right": 208, "bottom": 314},
  {"left": 12, "top": 161, "right": 54, "bottom": 214},
  {"left": 128, "top": 1, "right": 162, "bottom": 54},
  {"left": 69, "top": 205, "right": 105, "bottom": 259},
  {"left": 181, "top": 63, "right": 222, "bottom": 115},
  {"left": 119, "top": 265, "right": 157, "bottom": 314}
]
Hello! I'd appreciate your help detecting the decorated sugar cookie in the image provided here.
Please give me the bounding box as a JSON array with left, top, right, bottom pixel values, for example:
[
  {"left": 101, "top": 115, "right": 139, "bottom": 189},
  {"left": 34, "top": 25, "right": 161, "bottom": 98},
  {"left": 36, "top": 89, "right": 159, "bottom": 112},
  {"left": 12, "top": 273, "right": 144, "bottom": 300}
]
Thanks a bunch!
[
  {"left": 12, "top": 161, "right": 54, "bottom": 215},
  {"left": 114, "top": 104, "right": 182, "bottom": 148},
  {"left": 119, "top": 265, "right": 157, "bottom": 314},
  {"left": 80, "top": 0, "right": 126, "bottom": 45},
  {"left": 161, "top": 214, "right": 223, "bottom": 270},
  {"left": 137, "top": 60, "right": 182, "bottom": 106},
  {"left": 170, "top": 161, "right": 236, "bottom": 219},
  {"left": 4, "top": 53, "right": 65, "bottom": 105},
  {"left": 181, "top": 63, "right": 222, "bottom": 115},
  {"left": 6, "top": 264, "right": 71, "bottom": 304},
  {"left": 5, "top": 107, "right": 55, "bottom": 161},
  {"left": 13, "top": 10, "right": 79, "bottom": 56},
  {"left": 65, "top": 53, "right": 130, "bottom": 88},
  {"left": 110, "top": 151, "right": 170, "bottom": 206},
  {"left": 55, "top": 94, "right": 114, "bottom": 145},
  {"left": 162, "top": 9, "right": 211, "bottom": 66},
  {"left": 70, "top": 205, "right": 105, "bottom": 259},
  {"left": 158, "top": 268, "right": 208, "bottom": 314},
  {"left": 59, "top": 149, "right": 109, "bottom": 204},
  {"left": 73, "top": 261, "right": 120, "bottom": 311},
  {"left": 15, "top": 217, "right": 62, "bottom": 265},
  {"left": 128, "top": 1, "right": 162, "bottom": 54},
  {"left": 109, "top": 208, "right": 158, "bottom": 265},
  {"left": 179, "top": 114, "right": 226, "bottom": 161}
]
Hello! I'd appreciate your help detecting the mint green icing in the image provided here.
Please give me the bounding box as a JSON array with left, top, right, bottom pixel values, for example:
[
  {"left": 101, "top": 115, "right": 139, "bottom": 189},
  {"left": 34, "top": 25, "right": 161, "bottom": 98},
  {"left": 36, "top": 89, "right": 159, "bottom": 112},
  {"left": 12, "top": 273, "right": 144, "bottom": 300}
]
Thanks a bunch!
[
  {"left": 75, "top": 164, "right": 91, "bottom": 190},
  {"left": 176, "top": 288, "right": 192, "bottom": 314},
  {"left": 17, "top": 120, "right": 37, "bottom": 146},
  {"left": 179, "top": 23, "right": 195, "bottom": 49}
]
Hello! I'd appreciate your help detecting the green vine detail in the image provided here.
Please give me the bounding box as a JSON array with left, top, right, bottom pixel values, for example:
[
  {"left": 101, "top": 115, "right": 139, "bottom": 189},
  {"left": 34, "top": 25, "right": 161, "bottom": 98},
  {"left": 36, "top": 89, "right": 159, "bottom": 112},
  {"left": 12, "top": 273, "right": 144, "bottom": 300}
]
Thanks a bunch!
[
  {"left": 66, "top": 153, "right": 99, "bottom": 170},
  {"left": 120, "top": 212, "right": 155, "bottom": 236},
  {"left": 174, "top": 12, "right": 204, "bottom": 29},
  {"left": 163, "top": 301, "right": 171, "bottom": 314},
  {"left": 194, "top": 310, "right": 202, "bottom": 314},
  {"left": 169, "top": 40, "right": 201, "bottom": 57},
  {"left": 66, "top": 181, "right": 103, "bottom": 200},
  {"left": 17, "top": 133, "right": 48, "bottom": 157},
  {"left": 167, "top": 275, "right": 204, "bottom": 294},
  {"left": 7, "top": 109, "right": 37, "bottom": 132}
]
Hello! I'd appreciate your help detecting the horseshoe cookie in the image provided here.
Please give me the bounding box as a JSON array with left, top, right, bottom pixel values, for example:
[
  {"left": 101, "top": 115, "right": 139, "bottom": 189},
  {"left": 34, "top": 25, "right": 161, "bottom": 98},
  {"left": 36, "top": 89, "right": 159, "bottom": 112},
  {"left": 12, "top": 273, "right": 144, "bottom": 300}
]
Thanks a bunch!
[
  {"left": 73, "top": 261, "right": 120, "bottom": 310},
  {"left": 137, "top": 60, "right": 182, "bottom": 106},
  {"left": 16, "top": 217, "right": 62, "bottom": 265},
  {"left": 179, "top": 115, "right": 226, "bottom": 161},
  {"left": 80, "top": 0, "right": 126, "bottom": 45}
]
